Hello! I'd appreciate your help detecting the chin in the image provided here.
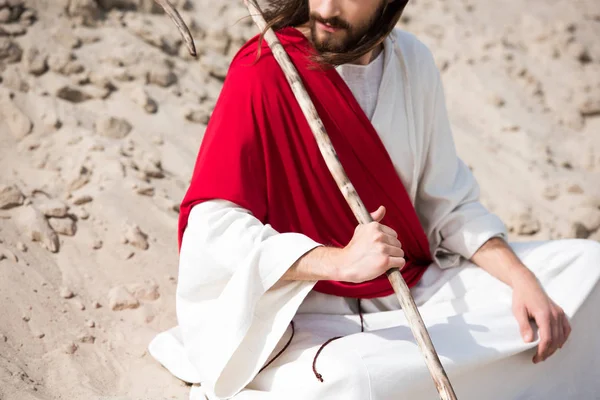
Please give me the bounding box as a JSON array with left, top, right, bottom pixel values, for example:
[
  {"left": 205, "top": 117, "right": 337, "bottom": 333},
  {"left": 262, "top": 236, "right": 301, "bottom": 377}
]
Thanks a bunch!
[{"left": 314, "top": 30, "right": 347, "bottom": 51}]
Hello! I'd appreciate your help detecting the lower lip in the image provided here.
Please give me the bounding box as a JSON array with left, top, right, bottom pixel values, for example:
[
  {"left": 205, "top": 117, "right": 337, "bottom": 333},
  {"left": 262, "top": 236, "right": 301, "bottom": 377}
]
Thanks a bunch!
[{"left": 317, "top": 21, "right": 340, "bottom": 33}]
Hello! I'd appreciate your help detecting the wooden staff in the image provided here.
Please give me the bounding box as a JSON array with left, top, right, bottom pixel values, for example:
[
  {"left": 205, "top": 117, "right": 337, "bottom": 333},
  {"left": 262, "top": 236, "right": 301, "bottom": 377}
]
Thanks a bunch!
[{"left": 154, "top": 0, "right": 457, "bottom": 398}]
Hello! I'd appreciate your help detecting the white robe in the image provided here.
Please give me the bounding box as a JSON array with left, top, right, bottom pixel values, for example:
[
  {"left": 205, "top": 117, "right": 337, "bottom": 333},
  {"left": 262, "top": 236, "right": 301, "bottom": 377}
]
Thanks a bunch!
[{"left": 148, "top": 28, "right": 600, "bottom": 399}]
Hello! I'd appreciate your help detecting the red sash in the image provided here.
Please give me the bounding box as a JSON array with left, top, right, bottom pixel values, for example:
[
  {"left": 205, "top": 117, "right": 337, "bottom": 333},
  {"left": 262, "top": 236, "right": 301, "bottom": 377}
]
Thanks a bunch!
[{"left": 178, "top": 27, "right": 432, "bottom": 299}]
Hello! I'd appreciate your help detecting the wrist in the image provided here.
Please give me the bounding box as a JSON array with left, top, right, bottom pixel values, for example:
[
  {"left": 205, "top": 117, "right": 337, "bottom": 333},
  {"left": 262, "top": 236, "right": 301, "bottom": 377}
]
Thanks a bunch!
[
  {"left": 326, "top": 247, "right": 346, "bottom": 281},
  {"left": 508, "top": 264, "right": 536, "bottom": 289}
]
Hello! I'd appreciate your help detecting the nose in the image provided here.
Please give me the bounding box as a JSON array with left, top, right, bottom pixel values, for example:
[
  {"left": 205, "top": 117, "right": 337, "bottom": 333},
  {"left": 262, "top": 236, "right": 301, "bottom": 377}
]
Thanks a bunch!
[{"left": 313, "top": 0, "right": 341, "bottom": 19}]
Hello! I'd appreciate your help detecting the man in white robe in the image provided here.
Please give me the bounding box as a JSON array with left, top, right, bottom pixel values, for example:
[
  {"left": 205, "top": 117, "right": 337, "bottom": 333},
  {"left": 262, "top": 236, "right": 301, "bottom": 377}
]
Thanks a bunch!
[{"left": 149, "top": 0, "right": 600, "bottom": 399}]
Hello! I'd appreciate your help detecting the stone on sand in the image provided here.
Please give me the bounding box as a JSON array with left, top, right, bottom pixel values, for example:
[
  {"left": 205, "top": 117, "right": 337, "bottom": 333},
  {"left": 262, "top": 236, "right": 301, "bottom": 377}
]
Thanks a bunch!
[
  {"left": 108, "top": 286, "right": 139, "bottom": 311},
  {"left": 17, "top": 206, "right": 59, "bottom": 253},
  {"left": 95, "top": 116, "right": 132, "bottom": 139},
  {"left": 0, "top": 184, "right": 25, "bottom": 209},
  {"left": 0, "top": 93, "right": 33, "bottom": 140}
]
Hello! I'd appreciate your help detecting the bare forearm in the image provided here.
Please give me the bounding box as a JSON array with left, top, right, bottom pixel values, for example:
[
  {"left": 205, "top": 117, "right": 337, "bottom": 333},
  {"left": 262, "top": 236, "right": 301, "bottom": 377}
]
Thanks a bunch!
[
  {"left": 470, "top": 237, "right": 534, "bottom": 288},
  {"left": 281, "top": 246, "right": 342, "bottom": 281}
]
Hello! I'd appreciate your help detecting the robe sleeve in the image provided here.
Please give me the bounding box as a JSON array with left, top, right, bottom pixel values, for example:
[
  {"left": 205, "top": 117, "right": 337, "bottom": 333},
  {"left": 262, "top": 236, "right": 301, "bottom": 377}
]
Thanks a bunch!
[
  {"left": 416, "top": 65, "right": 508, "bottom": 268},
  {"left": 176, "top": 199, "right": 321, "bottom": 399}
]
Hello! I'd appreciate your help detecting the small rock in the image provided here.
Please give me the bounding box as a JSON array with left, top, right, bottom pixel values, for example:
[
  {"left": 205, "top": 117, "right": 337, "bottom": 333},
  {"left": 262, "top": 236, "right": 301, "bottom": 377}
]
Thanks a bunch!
[
  {"left": 0, "top": 38, "right": 23, "bottom": 63},
  {"left": 0, "top": 184, "right": 25, "bottom": 209},
  {"left": 579, "top": 96, "right": 600, "bottom": 118},
  {"left": 0, "top": 8, "right": 10, "bottom": 23},
  {"left": 19, "top": 8, "right": 36, "bottom": 25},
  {"left": 64, "top": 342, "right": 78, "bottom": 354},
  {"left": 516, "top": 214, "right": 540, "bottom": 235},
  {"left": 72, "top": 195, "right": 93, "bottom": 206},
  {"left": 155, "top": 195, "right": 179, "bottom": 214},
  {"left": 572, "top": 222, "right": 590, "bottom": 239},
  {"left": 18, "top": 206, "right": 59, "bottom": 253},
  {"left": 136, "top": 185, "right": 154, "bottom": 196},
  {"left": 56, "top": 86, "right": 92, "bottom": 104},
  {"left": 35, "top": 332, "right": 45, "bottom": 339},
  {"left": 130, "top": 86, "right": 158, "bottom": 114},
  {"left": 0, "top": 66, "right": 29, "bottom": 92},
  {"left": 143, "top": 312, "right": 155, "bottom": 324},
  {"left": 184, "top": 106, "right": 211, "bottom": 124},
  {"left": 571, "top": 207, "right": 600, "bottom": 236},
  {"left": 146, "top": 63, "right": 176, "bottom": 87},
  {"left": 67, "top": 166, "right": 91, "bottom": 192},
  {"left": 125, "top": 14, "right": 180, "bottom": 55},
  {"left": 73, "top": 207, "right": 89, "bottom": 220},
  {"left": 0, "top": 245, "right": 18, "bottom": 262},
  {"left": 92, "top": 301, "right": 102, "bottom": 309},
  {"left": 48, "top": 217, "right": 77, "bottom": 236},
  {"left": 85, "top": 319, "right": 95, "bottom": 328},
  {"left": 37, "top": 199, "right": 68, "bottom": 218},
  {"left": 95, "top": 116, "right": 132, "bottom": 139},
  {"left": 0, "top": 334, "right": 7, "bottom": 342},
  {"left": 41, "top": 109, "right": 61, "bottom": 130},
  {"left": 92, "top": 239, "right": 102, "bottom": 250},
  {"left": 566, "top": 183, "right": 584, "bottom": 194},
  {"left": 108, "top": 286, "right": 140, "bottom": 311},
  {"left": 78, "top": 334, "right": 95, "bottom": 344},
  {"left": 542, "top": 184, "right": 560, "bottom": 200},
  {"left": 203, "top": 27, "right": 229, "bottom": 55},
  {"left": 123, "top": 224, "right": 149, "bottom": 250},
  {"left": 127, "top": 281, "right": 160, "bottom": 301},
  {"left": 0, "top": 93, "right": 33, "bottom": 140},
  {"left": 74, "top": 300, "right": 85, "bottom": 310},
  {"left": 505, "top": 207, "right": 541, "bottom": 236},
  {"left": 66, "top": 0, "right": 100, "bottom": 25},
  {"left": 489, "top": 94, "right": 506, "bottom": 108},
  {"left": 152, "top": 135, "right": 164, "bottom": 145},
  {"left": 22, "top": 315, "right": 30, "bottom": 322},
  {"left": 24, "top": 47, "right": 48, "bottom": 76},
  {"left": 131, "top": 150, "right": 164, "bottom": 179},
  {"left": 200, "top": 51, "right": 229, "bottom": 81},
  {"left": 47, "top": 50, "right": 84, "bottom": 76},
  {"left": 60, "top": 287, "right": 75, "bottom": 299},
  {"left": 16, "top": 242, "right": 26, "bottom": 252}
]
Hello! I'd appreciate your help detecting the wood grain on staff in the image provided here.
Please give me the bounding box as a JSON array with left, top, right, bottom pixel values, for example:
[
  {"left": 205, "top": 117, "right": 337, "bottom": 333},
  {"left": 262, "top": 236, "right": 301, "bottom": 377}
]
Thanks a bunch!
[{"left": 153, "top": 0, "right": 458, "bottom": 398}]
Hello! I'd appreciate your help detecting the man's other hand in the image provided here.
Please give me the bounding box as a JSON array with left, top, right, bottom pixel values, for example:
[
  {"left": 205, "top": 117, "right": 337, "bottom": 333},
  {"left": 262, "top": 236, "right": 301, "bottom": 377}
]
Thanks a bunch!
[{"left": 511, "top": 271, "right": 572, "bottom": 364}]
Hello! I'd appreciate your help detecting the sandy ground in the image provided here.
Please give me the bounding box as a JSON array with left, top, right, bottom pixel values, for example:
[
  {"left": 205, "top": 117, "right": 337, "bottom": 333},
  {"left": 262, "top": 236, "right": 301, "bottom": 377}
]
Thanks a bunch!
[{"left": 0, "top": 0, "right": 598, "bottom": 399}]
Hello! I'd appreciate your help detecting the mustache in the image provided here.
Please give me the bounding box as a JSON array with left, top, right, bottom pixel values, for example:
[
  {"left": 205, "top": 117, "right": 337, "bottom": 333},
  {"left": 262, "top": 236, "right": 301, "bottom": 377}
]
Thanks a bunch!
[{"left": 309, "top": 13, "right": 351, "bottom": 30}]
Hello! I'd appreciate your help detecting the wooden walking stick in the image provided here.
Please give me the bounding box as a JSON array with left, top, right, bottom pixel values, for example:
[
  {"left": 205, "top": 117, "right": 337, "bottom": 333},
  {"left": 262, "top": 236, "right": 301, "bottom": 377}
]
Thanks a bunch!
[{"left": 154, "top": 0, "right": 457, "bottom": 398}]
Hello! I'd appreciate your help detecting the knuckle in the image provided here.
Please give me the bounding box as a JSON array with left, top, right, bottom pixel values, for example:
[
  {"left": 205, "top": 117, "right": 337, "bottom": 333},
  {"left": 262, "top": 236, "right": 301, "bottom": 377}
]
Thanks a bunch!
[{"left": 539, "top": 309, "right": 551, "bottom": 320}]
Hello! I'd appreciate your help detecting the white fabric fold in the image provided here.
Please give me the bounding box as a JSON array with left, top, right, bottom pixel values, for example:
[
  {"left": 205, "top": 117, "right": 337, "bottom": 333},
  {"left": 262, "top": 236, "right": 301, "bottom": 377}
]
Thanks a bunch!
[{"left": 166, "top": 200, "right": 320, "bottom": 398}]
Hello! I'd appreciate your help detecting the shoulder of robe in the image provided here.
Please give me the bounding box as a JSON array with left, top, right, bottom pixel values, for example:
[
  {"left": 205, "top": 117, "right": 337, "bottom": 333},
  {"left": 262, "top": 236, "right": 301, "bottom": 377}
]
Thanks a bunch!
[
  {"left": 390, "top": 28, "right": 441, "bottom": 95},
  {"left": 222, "top": 31, "right": 295, "bottom": 95}
]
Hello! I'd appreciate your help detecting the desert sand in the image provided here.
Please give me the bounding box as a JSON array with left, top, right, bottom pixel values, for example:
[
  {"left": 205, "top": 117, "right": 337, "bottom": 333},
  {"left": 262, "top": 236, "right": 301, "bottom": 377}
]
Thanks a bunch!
[{"left": 0, "top": 0, "right": 598, "bottom": 399}]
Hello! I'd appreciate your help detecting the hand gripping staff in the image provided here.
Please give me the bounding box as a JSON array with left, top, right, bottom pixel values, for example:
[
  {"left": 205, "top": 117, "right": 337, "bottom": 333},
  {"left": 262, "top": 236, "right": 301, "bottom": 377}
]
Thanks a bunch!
[{"left": 153, "top": 0, "right": 458, "bottom": 398}]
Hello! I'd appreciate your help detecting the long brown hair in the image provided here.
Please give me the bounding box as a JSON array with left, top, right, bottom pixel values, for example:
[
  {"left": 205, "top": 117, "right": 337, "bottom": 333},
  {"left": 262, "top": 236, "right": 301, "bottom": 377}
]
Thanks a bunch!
[{"left": 256, "top": 0, "right": 408, "bottom": 66}]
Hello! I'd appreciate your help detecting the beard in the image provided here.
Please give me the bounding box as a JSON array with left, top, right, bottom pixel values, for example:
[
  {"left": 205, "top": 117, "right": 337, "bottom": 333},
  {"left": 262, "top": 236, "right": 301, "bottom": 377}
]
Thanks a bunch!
[{"left": 308, "top": 1, "right": 387, "bottom": 54}]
